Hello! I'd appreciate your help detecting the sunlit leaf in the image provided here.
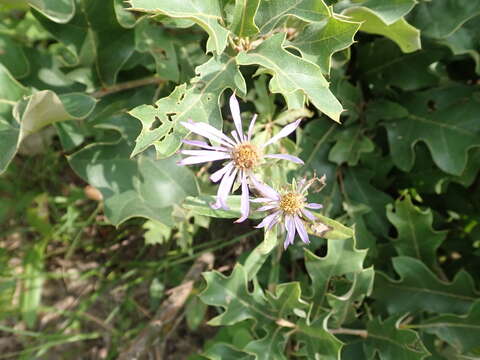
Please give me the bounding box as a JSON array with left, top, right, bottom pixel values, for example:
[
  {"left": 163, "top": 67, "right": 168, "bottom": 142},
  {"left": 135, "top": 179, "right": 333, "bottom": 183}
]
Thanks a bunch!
[
  {"left": 343, "top": 6, "right": 420, "bottom": 53},
  {"left": 237, "top": 33, "right": 343, "bottom": 122},
  {"left": 231, "top": 0, "right": 260, "bottom": 37},
  {"left": 128, "top": 0, "right": 229, "bottom": 55}
]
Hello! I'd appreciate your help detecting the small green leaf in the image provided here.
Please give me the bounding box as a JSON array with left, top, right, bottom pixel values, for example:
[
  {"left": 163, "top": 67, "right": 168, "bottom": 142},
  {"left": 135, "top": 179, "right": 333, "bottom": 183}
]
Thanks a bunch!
[
  {"left": 343, "top": 6, "right": 421, "bottom": 53},
  {"left": 295, "top": 316, "right": 343, "bottom": 360},
  {"left": 237, "top": 33, "right": 343, "bottom": 122},
  {"left": 328, "top": 125, "right": 375, "bottom": 166},
  {"left": 28, "top": 0, "right": 75, "bottom": 24},
  {"left": 418, "top": 300, "right": 480, "bottom": 354},
  {"left": 143, "top": 220, "right": 172, "bottom": 245},
  {"left": 327, "top": 267, "right": 374, "bottom": 327},
  {"left": 305, "top": 236, "right": 367, "bottom": 308},
  {"left": 387, "top": 195, "right": 446, "bottom": 270},
  {"left": 231, "top": 0, "right": 260, "bottom": 37},
  {"left": 373, "top": 257, "right": 479, "bottom": 315},
  {"left": 289, "top": 16, "right": 361, "bottom": 74},
  {"left": 364, "top": 316, "right": 430, "bottom": 360},
  {"left": 128, "top": 0, "right": 229, "bottom": 55}
]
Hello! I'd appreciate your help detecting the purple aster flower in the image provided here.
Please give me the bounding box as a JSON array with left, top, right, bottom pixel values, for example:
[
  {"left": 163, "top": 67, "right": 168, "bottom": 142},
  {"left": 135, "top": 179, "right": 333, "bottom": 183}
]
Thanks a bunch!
[
  {"left": 252, "top": 177, "right": 327, "bottom": 249},
  {"left": 177, "top": 93, "right": 304, "bottom": 222}
]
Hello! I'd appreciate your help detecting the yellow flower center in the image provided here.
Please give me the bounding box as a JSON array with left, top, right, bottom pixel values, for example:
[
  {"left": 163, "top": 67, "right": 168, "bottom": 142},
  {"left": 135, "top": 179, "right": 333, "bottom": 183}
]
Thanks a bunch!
[
  {"left": 232, "top": 143, "right": 260, "bottom": 170},
  {"left": 279, "top": 192, "right": 304, "bottom": 215}
]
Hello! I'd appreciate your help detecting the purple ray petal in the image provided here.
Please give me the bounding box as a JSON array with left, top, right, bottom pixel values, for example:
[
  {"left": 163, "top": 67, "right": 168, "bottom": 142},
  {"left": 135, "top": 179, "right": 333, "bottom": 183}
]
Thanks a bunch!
[
  {"left": 182, "top": 139, "right": 229, "bottom": 152},
  {"left": 211, "top": 168, "right": 238, "bottom": 210},
  {"left": 235, "top": 172, "right": 250, "bottom": 223},
  {"left": 181, "top": 149, "right": 231, "bottom": 156},
  {"left": 210, "top": 162, "right": 234, "bottom": 183},
  {"left": 284, "top": 215, "right": 296, "bottom": 249},
  {"left": 256, "top": 204, "right": 277, "bottom": 212},
  {"left": 264, "top": 153, "right": 304, "bottom": 164},
  {"left": 247, "top": 114, "right": 257, "bottom": 141},
  {"left": 181, "top": 121, "right": 235, "bottom": 148},
  {"left": 255, "top": 210, "right": 280, "bottom": 230},
  {"left": 294, "top": 215, "right": 310, "bottom": 244},
  {"left": 250, "top": 175, "right": 280, "bottom": 200},
  {"left": 262, "top": 119, "right": 301, "bottom": 148},
  {"left": 229, "top": 93, "right": 245, "bottom": 141},
  {"left": 177, "top": 153, "right": 231, "bottom": 166},
  {"left": 306, "top": 203, "right": 323, "bottom": 209},
  {"left": 231, "top": 130, "right": 241, "bottom": 144},
  {"left": 301, "top": 208, "right": 316, "bottom": 221}
]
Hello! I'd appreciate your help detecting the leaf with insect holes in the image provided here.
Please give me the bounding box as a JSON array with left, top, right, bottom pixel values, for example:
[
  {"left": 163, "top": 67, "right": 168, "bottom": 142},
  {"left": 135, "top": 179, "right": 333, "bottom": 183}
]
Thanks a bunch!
[
  {"left": 373, "top": 257, "right": 480, "bottom": 315},
  {"left": 128, "top": 0, "right": 229, "bottom": 55},
  {"left": 129, "top": 55, "right": 246, "bottom": 158},
  {"left": 237, "top": 33, "right": 343, "bottom": 122}
]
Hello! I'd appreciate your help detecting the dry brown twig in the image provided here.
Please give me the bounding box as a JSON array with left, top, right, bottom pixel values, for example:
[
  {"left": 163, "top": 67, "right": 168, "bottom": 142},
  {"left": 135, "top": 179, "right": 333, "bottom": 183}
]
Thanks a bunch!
[{"left": 118, "top": 252, "right": 214, "bottom": 360}]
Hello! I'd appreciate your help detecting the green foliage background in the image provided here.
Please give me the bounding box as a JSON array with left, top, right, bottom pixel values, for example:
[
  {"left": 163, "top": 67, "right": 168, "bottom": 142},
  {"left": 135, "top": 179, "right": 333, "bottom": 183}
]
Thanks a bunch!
[{"left": 0, "top": 0, "right": 479, "bottom": 359}]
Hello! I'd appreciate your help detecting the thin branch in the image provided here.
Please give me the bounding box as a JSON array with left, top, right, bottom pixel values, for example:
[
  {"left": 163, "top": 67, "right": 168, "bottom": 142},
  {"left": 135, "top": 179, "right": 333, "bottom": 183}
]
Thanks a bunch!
[
  {"left": 90, "top": 76, "right": 165, "bottom": 98},
  {"left": 118, "top": 252, "right": 214, "bottom": 360},
  {"left": 330, "top": 327, "right": 368, "bottom": 338}
]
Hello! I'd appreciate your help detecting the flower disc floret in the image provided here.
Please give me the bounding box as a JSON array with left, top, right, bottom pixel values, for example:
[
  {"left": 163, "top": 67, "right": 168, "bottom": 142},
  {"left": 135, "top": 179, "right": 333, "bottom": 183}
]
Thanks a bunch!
[
  {"left": 279, "top": 192, "right": 304, "bottom": 215},
  {"left": 232, "top": 143, "right": 260, "bottom": 170},
  {"left": 252, "top": 177, "right": 325, "bottom": 249}
]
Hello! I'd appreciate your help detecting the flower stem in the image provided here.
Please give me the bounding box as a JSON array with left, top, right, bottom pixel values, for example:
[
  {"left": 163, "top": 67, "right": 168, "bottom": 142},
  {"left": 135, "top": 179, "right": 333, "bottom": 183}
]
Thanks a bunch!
[
  {"left": 90, "top": 76, "right": 165, "bottom": 98},
  {"left": 330, "top": 328, "right": 368, "bottom": 338}
]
